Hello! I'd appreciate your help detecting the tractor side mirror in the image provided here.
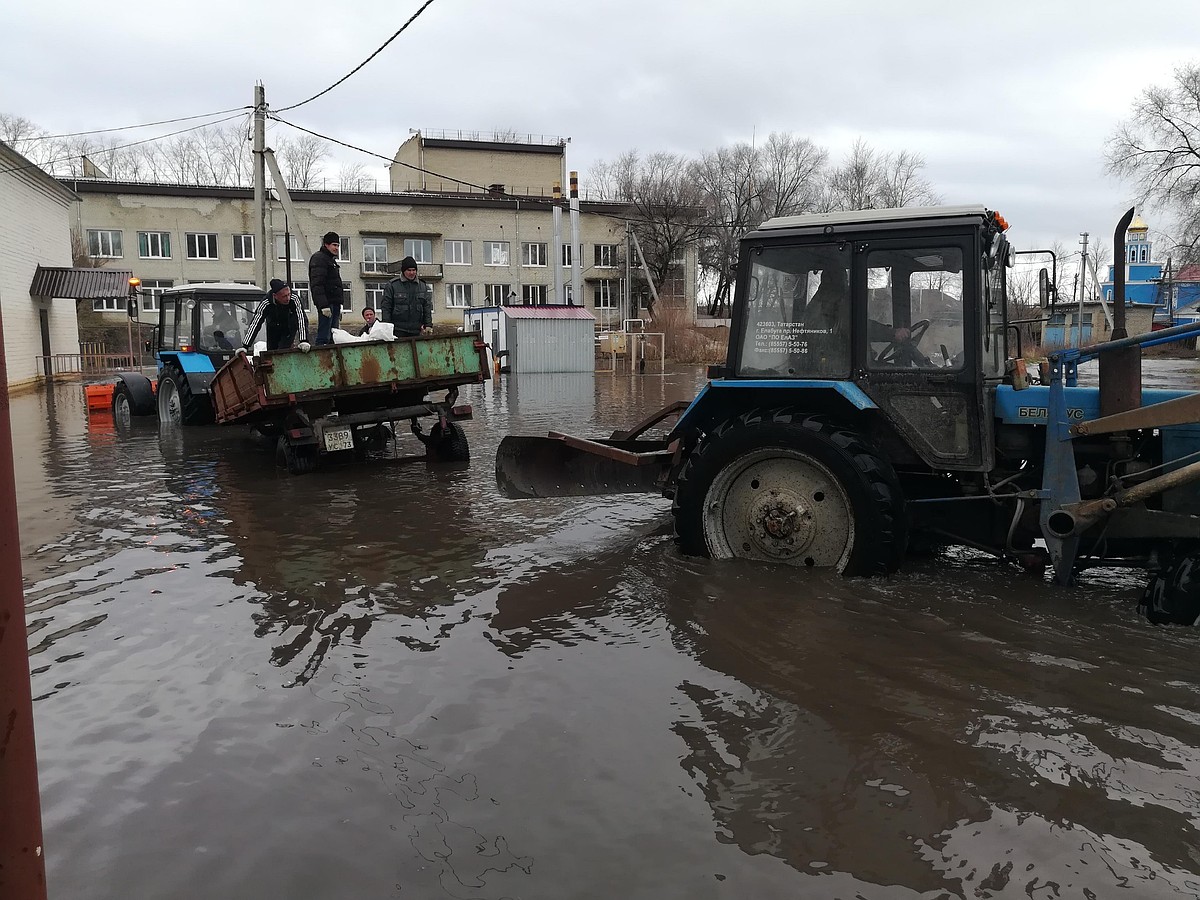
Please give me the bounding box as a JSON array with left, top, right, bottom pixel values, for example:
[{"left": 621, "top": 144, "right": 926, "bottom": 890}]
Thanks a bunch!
[{"left": 1038, "top": 268, "right": 1053, "bottom": 307}]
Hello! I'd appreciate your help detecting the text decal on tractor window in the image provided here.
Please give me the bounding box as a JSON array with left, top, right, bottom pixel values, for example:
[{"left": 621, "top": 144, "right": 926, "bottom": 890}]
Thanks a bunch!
[{"left": 753, "top": 322, "right": 833, "bottom": 356}]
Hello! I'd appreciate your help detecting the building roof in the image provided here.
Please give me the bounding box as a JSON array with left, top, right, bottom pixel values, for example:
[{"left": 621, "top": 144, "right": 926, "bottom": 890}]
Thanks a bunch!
[
  {"left": 63, "top": 177, "right": 633, "bottom": 216},
  {"left": 1128, "top": 214, "right": 1149, "bottom": 233},
  {"left": 501, "top": 305, "right": 596, "bottom": 320},
  {"left": 0, "top": 141, "right": 78, "bottom": 203},
  {"left": 29, "top": 265, "right": 134, "bottom": 299}
]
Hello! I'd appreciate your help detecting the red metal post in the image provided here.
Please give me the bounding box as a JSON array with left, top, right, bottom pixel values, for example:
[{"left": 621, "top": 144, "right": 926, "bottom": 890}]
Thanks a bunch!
[{"left": 0, "top": 303, "right": 49, "bottom": 897}]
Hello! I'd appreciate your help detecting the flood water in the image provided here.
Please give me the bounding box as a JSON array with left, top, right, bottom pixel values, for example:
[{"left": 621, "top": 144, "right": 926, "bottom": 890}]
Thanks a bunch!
[{"left": 14, "top": 362, "right": 1200, "bottom": 899}]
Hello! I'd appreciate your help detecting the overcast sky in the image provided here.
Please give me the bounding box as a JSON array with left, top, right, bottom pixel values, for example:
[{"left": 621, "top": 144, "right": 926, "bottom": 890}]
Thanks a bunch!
[{"left": 7, "top": 0, "right": 1200, "bottom": 258}]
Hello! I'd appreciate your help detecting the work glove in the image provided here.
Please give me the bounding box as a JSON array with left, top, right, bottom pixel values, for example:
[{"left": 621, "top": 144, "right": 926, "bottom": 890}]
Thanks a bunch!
[
  {"left": 319, "top": 307, "right": 331, "bottom": 317},
  {"left": 298, "top": 341, "right": 311, "bottom": 353}
]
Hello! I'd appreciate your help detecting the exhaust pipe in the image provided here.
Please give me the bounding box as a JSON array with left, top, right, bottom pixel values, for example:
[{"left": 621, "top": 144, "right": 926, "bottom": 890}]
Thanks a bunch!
[{"left": 1099, "top": 207, "right": 1141, "bottom": 416}]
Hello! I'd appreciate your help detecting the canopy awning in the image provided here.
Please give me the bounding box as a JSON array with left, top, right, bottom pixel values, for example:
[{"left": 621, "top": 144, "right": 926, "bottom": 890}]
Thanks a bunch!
[{"left": 29, "top": 265, "right": 134, "bottom": 300}]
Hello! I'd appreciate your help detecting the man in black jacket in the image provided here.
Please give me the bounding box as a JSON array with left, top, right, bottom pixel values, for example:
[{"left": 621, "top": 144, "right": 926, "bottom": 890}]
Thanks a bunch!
[
  {"left": 244, "top": 279, "right": 310, "bottom": 351},
  {"left": 309, "top": 231, "right": 344, "bottom": 346},
  {"left": 381, "top": 256, "right": 433, "bottom": 337}
]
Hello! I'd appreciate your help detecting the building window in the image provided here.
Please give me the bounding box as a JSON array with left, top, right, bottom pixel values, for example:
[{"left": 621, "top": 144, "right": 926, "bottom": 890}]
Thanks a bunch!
[
  {"left": 292, "top": 281, "right": 310, "bottom": 305},
  {"left": 522, "top": 242, "right": 547, "bottom": 267},
  {"left": 337, "top": 235, "right": 350, "bottom": 262},
  {"left": 561, "top": 243, "right": 573, "bottom": 267},
  {"left": 365, "top": 284, "right": 384, "bottom": 309},
  {"left": 274, "top": 234, "right": 302, "bottom": 261},
  {"left": 1140, "top": 247, "right": 1148, "bottom": 263},
  {"left": 363, "top": 237, "right": 388, "bottom": 273},
  {"left": 186, "top": 233, "right": 219, "bottom": 260},
  {"left": 446, "top": 283, "right": 471, "bottom": 309},
  {"left": 138, "top": 231, "right": 171, "bottom": 259},
  {"left": 594, "top": 279, "right": 618, "bottom": 308},
  {"left": 485, "top": 283, "right": 511, "bottom": 305},
  {"left": 484, "top": 241, "right": 510, "bottom": 266},
  {"left": 92, "top": 296, "right": 124, "bottom": 312},
  {"left": 522, "top": 284, "right": 546, "bottom": 304},
  {"left": 232, "top": 234, "right": 255, "bottom": 260},
  {"left": 87, "top": 229, "right": 122, "bottom": 258},
  {"left": 594, "top": 244, "right": 619, "bottom": 268},
  {"left": 445, "top": 240, "right": 472, "bottom": 265},
  {"left": 139, "top": 279, "right": 174, "bottom": 313},
  {"left": 404, "top": 238, "right": 433, "bottom": 263},
  {"left": 341, "top": 285, "right": 352, "bottom": 310}
]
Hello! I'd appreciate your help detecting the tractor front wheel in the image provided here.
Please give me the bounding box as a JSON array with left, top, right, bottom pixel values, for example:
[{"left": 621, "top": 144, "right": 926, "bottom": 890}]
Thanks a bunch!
[
  {"left": 157, "top": 363, "right": 212, "bottom": 426},
  {"left": 672, "top": 410, "right": 906, "bottom": 576}
]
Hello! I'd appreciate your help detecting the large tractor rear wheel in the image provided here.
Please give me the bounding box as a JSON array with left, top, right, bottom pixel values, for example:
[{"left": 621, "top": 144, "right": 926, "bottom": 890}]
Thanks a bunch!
[
  {"left": 672, "top": 410, "right": 906, "bottom": 576},
  {"left": 157, "top": 363, "right": 212, "bottom": 426},
  {"left": 1139, "top": 552, "right": 1200, "bottom": 625}
]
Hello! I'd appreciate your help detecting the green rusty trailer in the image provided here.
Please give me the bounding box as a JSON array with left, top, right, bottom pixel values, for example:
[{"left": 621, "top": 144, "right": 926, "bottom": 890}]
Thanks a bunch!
[{"left": 211, "top": 333, "right": 489, "bottom": 473}]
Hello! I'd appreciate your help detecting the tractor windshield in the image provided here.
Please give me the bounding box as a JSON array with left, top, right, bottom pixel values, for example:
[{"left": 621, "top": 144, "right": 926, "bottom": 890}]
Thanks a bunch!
[
  {"left": 197, "top": 300, "right": 257, "bottom": 352},
  {"left": 738, "top": 243, "right": 852, "bottom": 378}
]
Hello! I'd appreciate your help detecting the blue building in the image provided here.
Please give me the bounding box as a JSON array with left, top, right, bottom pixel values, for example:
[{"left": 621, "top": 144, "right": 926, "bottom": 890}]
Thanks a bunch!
[{"left": 1099, "top": 215, "right": 1200, "bottom": 326}]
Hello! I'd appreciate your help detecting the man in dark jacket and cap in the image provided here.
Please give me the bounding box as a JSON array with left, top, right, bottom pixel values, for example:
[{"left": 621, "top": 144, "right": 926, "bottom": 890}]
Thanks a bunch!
[
  {"left": 244, "top": 279, "right": 310, "bottom": 351},
  {"left": 309, "top": 231, "right": 344, "bottom": 346},
  {"left": 381, "top": 256, "right": 433, "bottom": 338}
]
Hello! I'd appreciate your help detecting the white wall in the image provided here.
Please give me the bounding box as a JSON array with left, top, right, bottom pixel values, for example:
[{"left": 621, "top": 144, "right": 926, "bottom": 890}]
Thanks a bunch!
[{"left": 0, "top": 150, "right": 77, "bottom": 389}]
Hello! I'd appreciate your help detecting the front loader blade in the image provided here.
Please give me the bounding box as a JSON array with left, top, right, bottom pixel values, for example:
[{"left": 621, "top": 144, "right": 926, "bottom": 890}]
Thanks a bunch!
[{"left": 495, "top": 435, "right": 668, "bottom": 498}]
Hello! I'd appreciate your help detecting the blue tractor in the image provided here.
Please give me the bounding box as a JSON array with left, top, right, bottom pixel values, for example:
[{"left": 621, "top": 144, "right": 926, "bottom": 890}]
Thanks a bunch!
[
  {"left": 497, "top": 206, "right": 1200, "bottom": 624},
  {"left": 111, "top": 283, "right": 264, "bottom": 427}
]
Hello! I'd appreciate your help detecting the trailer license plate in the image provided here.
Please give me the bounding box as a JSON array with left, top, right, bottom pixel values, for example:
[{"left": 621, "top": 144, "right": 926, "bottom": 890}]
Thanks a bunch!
[{"left": 324, "top": 428, "right": 354, "bottom": 452}]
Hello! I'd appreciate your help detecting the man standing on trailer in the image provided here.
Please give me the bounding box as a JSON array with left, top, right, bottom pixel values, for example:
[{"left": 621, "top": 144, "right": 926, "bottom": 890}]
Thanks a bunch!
[
  {"left": 244, "top": 279, "right": 310, "bottom": 351},
  {"left": 381, "top": 256, "right": 433, "bottom": 337},
  {"left": 310, "top": 231, "right": 344, "bottom": 346}
]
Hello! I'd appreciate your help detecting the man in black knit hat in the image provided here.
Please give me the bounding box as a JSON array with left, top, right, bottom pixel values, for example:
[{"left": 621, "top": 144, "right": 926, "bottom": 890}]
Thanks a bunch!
[
  {"left": 381, "top": 255, "right": 433, "bottom": 338},
  {"left": 244, "top": 279, "right": 310, "bottom": 351},
  {"left": 309, "top": 231, "right": 344, "bottom": 346}
]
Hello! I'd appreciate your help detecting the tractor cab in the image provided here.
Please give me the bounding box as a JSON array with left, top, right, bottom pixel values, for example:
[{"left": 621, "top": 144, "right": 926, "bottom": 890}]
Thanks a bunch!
[
  {"left": 727, "top": 205, "right": 1012, "bottom": 471},
  {"left": 136, "top": 283, "right": 265, "bottom": 425},
  {"left": 152, "top": 283, "right": 263, "bottom": 370}
]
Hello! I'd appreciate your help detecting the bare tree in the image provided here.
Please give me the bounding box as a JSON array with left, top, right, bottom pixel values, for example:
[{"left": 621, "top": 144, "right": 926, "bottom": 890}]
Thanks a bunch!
[
  {"left": 587, "top": 150, "right": 706, "bottom": 317},
  {"left": 693, "top": 133, "right": 828, "bottom": 315},
  {"left": 1107, "top": 63, "right": 1200, "bottom": 261},
  {"left": 826, "top": 138, "right": 939, "bottom": 210},
  {"left": 277, "top": 134, "right": 330, "bottom": 189},
  {"left": 338, "top": 161, "right": 372, "bottom": 192}
]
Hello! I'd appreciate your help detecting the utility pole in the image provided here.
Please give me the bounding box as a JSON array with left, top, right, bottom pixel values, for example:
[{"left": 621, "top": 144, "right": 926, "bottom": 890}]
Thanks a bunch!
[
  {"left": 1077, "top": 232, "right": 1089, "bottom": 347},
  {"left": 253, "top": 82, "right": 268, "bottom": 290},
  {"left": 625, "top": 220, "right": 632, "bottom": 327},
  {"left": 0, "top": 310, "right": 48, "bottom": 900}
]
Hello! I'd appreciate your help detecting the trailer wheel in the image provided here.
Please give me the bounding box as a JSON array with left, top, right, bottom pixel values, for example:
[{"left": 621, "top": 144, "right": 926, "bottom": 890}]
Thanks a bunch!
[
  {"left": 672, "top": 410, "right": 906, "bottom": 576},
  {"left": 276, "top": 435, "right": 317, "bottom": 475},
  {"left": 158, "top": 363, "right": 212, "bottom": 426},
  {"left": 1139, "top": 552, "right": 1200, "bottom": 625},
  {"left": 427, "top": 421, "right": 470, "bottom": 462}
]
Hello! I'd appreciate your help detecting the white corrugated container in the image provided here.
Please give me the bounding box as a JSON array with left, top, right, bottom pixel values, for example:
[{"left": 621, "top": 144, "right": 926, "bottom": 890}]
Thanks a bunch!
[{"left": 465, "top": 306, "right": 593, "bottom": 374}]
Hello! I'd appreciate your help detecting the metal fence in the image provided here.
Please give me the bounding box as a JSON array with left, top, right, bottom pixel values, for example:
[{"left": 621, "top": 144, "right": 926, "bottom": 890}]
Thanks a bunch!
[{"left": 36, "top": 353, "right": 139, "bottom": 378}]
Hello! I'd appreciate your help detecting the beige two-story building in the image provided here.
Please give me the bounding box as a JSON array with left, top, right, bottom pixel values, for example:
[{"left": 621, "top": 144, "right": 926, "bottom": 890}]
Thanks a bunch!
[{"left": 66, "top": 133, "right": 697, "bottom": 341}]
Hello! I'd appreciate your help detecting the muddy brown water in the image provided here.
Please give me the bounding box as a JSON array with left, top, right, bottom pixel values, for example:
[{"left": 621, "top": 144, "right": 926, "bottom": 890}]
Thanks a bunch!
[{"left": 14, "top": 361, "right": 1200, "bottom": 899}]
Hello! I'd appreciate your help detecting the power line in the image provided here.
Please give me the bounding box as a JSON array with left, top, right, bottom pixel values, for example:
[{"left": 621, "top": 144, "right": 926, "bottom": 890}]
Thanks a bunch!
[
  {"left": 18, "top": 107, "right": 251, "bottom": 141},
  {"left": 275, "top": 0, "right": 441, "bottom": 113},
  {"left": 0, "top": 112, "right": 250, "bottom": 178}
]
